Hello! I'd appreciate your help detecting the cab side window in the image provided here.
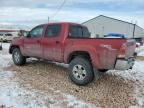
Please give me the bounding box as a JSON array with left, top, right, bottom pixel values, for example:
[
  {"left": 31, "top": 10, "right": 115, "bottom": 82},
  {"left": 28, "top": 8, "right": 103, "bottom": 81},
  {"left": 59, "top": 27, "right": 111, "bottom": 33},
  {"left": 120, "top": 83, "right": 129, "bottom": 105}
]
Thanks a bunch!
[
  {"left": 69, "top": 26, "right": 82, "bottom": 38},
  {"left": 45, "top": 24, "right": 61, "bottom": 37},
  {"left": 30, "top": 26, "right": 44, "bottom": 38}
]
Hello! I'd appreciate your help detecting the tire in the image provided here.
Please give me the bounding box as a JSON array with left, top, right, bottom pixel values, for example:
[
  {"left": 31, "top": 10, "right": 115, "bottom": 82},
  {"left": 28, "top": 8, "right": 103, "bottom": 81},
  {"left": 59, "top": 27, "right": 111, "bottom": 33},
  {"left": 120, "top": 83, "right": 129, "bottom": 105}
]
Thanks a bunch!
[
  {"left": 69, "top": 57, "right": 94, "bottom": 86},
  {"left": 2, "top": 39, "right": 6, "bottom": 42},
  {"left": 0, "top": 46, "right": 2, "bottom": 50},
  {"left": 12, "top": 48, "right": 26, "bottom": 66}
]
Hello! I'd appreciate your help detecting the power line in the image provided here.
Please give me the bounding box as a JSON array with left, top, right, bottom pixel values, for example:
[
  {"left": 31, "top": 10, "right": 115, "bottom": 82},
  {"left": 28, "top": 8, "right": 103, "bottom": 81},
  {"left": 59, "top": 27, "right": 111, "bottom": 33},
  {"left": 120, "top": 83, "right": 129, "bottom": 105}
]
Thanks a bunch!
[{"left": 51, "top": 0, "right": 66, "bottom": 19}]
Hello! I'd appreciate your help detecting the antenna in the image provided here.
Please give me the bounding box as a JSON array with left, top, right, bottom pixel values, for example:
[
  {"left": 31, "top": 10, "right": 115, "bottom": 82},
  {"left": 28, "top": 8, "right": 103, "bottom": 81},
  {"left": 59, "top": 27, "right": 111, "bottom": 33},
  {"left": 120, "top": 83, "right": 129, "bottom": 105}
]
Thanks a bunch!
[
  {"left": 48, "top": 16, "right": 50, "bottom": 23},
  {"left": 51, "top": 0, "right": 66, "bottom": 19}
]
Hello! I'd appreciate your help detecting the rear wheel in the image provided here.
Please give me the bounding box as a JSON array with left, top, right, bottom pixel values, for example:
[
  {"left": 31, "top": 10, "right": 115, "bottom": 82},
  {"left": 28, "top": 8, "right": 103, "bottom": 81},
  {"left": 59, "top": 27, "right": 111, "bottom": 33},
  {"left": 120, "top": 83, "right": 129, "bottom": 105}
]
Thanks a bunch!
[
  {"left": 69, "top": 57, "right": 94, "bottom": 86},
  {"left": 12, "top": 48, "right": 26, "bottom": 66},
  {"left": 3, "top": 40, "right": 7, "bottom": 43}
]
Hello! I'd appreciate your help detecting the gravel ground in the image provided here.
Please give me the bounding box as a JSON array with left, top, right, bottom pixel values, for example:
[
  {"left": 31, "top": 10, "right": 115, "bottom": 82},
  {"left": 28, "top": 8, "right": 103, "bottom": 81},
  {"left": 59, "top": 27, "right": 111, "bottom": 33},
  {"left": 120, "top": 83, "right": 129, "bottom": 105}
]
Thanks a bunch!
[
  {"left": 1, "top": 43, "right": 144, "bottom": 108},
  {"left": 5, "top": 59, "right": 135, "bottom": 108}
]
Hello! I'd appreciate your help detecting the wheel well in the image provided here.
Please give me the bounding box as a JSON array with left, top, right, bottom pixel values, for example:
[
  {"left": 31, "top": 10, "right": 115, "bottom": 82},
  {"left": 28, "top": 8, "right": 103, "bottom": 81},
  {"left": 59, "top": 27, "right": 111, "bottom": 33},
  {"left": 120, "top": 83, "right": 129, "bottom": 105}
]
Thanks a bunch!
[
  {"left": 68, "top": 51, "right": 91, "bottom": 63},
  {"left": 9, "top": 45, "right": 20, "bottom": 54}
]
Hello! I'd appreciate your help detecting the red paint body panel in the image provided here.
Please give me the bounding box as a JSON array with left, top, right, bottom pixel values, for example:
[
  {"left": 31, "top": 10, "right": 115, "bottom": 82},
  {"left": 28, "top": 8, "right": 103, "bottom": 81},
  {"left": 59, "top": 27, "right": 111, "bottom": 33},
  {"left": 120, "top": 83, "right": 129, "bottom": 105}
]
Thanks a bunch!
[
  {"left": 64, "top": 38, "right": 125, "bottom": 69},
  {"left": 9, "top": 22, "right": 136, "bottom": 70}
]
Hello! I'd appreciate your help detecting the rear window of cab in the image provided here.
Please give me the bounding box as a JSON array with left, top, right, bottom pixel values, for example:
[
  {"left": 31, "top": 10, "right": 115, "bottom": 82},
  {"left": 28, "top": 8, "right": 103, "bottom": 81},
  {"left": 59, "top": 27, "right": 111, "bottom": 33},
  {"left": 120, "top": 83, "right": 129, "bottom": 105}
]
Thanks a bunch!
[{"left": 69, "top": 25, "right": 90, "bottom": 38}]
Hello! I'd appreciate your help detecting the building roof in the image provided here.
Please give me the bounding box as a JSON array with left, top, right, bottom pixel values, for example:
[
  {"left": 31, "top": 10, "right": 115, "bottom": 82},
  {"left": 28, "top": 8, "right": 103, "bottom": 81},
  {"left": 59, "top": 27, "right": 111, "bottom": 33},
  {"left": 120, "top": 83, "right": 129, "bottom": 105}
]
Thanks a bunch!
[
  {"left": 82, "top": 15, "right": 144, "bottom": 30},
  {"left": 0, "top": 30, "right": 17, "bottom": 32}
]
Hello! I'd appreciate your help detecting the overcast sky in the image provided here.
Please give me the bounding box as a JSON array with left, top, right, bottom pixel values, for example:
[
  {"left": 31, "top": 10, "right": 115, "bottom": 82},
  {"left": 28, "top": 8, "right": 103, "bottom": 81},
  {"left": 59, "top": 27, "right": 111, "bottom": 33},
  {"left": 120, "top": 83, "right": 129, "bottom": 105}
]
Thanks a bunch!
[{"left": 0, "top": 0, "right": 144, "bottom": 28}]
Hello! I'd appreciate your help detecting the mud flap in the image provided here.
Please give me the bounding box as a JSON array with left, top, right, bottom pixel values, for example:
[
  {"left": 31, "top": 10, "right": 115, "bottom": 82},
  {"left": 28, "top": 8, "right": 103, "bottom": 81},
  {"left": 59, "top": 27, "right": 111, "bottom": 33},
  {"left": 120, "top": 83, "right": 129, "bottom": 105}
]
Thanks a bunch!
[{"left": 93, "top": 67, "right": 105, "bottom": 81}]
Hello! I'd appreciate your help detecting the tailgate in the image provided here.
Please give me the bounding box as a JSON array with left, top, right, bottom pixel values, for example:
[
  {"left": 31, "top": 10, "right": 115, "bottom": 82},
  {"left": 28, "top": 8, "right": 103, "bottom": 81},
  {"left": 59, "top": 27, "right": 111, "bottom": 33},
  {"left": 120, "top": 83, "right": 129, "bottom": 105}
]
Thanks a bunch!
[
  {"left": 115, "top": 39, "right": 136, "bottom": 70},
  {"left": 125, "top": 39, "right": 136, "bottom": 58}
]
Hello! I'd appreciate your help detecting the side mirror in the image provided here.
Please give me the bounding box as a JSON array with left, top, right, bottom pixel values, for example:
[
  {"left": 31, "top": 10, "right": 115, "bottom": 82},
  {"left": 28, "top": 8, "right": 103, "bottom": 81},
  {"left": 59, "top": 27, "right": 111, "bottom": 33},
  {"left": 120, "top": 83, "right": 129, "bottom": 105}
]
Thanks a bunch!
[{"left": 26, "top": 32, "right": 31, "bottom": 38}]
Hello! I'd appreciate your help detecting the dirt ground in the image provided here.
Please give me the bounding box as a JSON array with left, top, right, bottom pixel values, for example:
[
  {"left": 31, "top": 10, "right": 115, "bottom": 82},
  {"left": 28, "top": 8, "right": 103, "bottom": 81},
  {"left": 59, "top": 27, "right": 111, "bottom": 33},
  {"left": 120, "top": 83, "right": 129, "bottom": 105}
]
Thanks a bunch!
[
  {"left": 4, "top": 59, "right": 136, "bottom": 108},
  {"left": 136, "top": 56, "right": 144, "bottom": 61}
]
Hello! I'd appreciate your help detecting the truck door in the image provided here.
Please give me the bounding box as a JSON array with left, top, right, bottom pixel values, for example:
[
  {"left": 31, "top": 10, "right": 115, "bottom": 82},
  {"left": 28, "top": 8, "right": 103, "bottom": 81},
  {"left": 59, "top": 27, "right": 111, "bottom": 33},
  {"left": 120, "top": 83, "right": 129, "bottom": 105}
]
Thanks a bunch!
[
  {"left": 23, "top": 25, "right": 44, "bottom": 57},
  {"left": 42, "top": 24, "right": 63, "bottom": 62}
]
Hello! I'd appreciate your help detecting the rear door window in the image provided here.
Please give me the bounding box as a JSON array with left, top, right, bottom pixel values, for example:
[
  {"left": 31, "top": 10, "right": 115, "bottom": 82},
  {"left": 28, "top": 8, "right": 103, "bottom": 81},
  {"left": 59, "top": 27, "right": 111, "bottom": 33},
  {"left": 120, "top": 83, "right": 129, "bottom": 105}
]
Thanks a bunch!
[{"left": 45, "top": 24, "right": 61, "bottom": 37}]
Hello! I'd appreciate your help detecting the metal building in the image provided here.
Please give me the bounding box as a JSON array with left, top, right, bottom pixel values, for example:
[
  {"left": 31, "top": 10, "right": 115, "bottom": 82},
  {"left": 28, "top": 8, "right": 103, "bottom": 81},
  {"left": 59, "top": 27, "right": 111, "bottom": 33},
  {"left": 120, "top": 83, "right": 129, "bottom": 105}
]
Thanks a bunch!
[{"left": 83, "top": 15, "right": 144, "bottom": 39}]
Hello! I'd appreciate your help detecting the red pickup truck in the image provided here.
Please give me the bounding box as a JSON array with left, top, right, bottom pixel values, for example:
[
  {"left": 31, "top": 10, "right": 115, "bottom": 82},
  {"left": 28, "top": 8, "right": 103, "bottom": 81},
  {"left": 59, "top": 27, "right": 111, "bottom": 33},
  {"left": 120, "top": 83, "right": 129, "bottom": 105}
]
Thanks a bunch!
[{"left": 9, "top": 22, "right": 136, "bottom": 85}]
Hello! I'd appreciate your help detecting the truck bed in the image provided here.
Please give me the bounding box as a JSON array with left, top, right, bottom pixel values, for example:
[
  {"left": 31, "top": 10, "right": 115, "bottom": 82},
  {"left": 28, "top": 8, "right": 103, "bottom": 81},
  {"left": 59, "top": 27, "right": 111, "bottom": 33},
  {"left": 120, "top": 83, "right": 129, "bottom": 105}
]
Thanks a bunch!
[{"left": 65, "top": 38, "right": 135, "bottom": 69}]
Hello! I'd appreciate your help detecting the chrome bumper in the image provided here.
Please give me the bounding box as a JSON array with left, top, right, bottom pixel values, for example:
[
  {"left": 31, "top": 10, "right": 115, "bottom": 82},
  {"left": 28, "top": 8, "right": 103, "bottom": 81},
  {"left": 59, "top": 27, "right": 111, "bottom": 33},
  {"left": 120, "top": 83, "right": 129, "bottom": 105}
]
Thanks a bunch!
[{"left": 115, "top": 57, "right": 135, "bottom": 70}]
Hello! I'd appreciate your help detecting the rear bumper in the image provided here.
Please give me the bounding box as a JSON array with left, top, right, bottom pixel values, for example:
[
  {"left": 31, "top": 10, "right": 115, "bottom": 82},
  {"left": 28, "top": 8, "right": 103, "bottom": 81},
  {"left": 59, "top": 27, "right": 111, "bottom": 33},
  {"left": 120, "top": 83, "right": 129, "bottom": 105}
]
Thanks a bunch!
[{"left": 115, "top": 57, "right": 135, "bottom": 70}]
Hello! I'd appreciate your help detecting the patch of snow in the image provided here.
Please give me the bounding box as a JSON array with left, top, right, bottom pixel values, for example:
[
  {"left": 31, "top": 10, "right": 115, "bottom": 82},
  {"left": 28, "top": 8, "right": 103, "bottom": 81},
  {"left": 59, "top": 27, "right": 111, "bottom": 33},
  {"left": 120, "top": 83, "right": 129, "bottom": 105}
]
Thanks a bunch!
[
  {"left": 0, "top": 46, "right": 95, "bottom": 108},
  {"left": 1, "top": 43, "right": 10, "bottom": 50},
  {"left": 0, "top": 53, "right": 12, "bottom": 68},
  {"left": 135, "top": 45, "right": 144, "bottom": 57},
  {"left": 63, "top": 94, "right": 96, "bottom": 108},
  {"left": 129, "top": 61, "right": 144, "bottom": 107},
  {"left": 54, "top": 62, "right": 69, "bottom": 68},
  {"left": 0, "top": 71, "right": 14, "bottom": 79},
  {"left": 108, "top": 60, "right": 144, "bottom": 108},
  {"left": 133, "top": 61, "right": 144, "bottom": 82},
  {"left": 138, "top": 51, "right": 144, "bottom": 56},
  {"left": 0, "top": 71, "right": 60, "bottom": 108},
  {"left": 0, "top": 71, "right": 95, "bottom": 108},
  {"left": 0, "top": 43, "right": 13, "bottom": 68},
  {"left": 108, "top": 61, "right": 144, "bottom": 82}
]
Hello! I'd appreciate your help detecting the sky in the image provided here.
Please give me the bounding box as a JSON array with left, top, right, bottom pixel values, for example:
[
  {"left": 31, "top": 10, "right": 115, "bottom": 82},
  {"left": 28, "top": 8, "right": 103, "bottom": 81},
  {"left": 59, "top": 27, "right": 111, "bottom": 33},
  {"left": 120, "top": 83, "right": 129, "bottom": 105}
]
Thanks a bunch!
[{"left": 0, "top": 0, "right": 144, "bottom": 28}]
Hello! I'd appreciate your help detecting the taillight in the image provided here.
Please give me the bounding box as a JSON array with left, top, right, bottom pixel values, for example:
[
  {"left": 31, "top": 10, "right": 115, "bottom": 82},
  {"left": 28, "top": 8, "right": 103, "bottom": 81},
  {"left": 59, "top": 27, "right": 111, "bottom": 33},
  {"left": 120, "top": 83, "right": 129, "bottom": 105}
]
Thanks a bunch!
[{"left": 117, "top": 43, "right": 127, "bottom": 58}]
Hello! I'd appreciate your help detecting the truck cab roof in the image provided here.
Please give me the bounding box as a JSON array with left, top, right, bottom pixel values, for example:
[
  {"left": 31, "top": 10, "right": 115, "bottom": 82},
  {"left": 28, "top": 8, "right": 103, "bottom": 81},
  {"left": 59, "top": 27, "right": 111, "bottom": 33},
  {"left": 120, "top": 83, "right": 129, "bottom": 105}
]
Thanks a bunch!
[{"left": 42, "top": 22, "right": 86, "bottom": 27}]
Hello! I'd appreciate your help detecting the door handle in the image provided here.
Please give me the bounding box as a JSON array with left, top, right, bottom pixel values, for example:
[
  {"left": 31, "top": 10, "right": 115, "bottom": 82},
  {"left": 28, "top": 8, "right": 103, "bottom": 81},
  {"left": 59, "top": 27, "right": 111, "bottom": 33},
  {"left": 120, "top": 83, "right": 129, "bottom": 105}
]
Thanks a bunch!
[
  {"left": 56, "top": 41, "right": 60, "bottom": 44},
  {"left": 37, "top": 40, "right": 40, "bottom": 43}
]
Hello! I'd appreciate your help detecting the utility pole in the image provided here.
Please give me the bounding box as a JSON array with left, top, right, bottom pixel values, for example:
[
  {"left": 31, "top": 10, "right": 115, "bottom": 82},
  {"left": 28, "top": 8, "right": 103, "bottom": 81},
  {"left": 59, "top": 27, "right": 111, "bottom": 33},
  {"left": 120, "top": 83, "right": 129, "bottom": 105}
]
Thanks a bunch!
[
  {"left": 133, "top": 21, "right": 137, "bottom": 39},
  {"left": 102, "top": 26, "right": 105, "bottom": 36},
  {"left": 133, "top": 23, "right": 136, "bottom": 39}
]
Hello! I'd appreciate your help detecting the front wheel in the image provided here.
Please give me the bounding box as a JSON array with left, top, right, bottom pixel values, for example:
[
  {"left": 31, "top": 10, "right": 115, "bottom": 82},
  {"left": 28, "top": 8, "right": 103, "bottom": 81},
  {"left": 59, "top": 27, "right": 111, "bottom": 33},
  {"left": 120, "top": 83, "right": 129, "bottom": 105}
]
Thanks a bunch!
[
  {"left": 69, "top": 57, "right": 94, "bottom": 86},
  {"left": 12, "top": 48, "right": 26, "bottom": 66}
]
